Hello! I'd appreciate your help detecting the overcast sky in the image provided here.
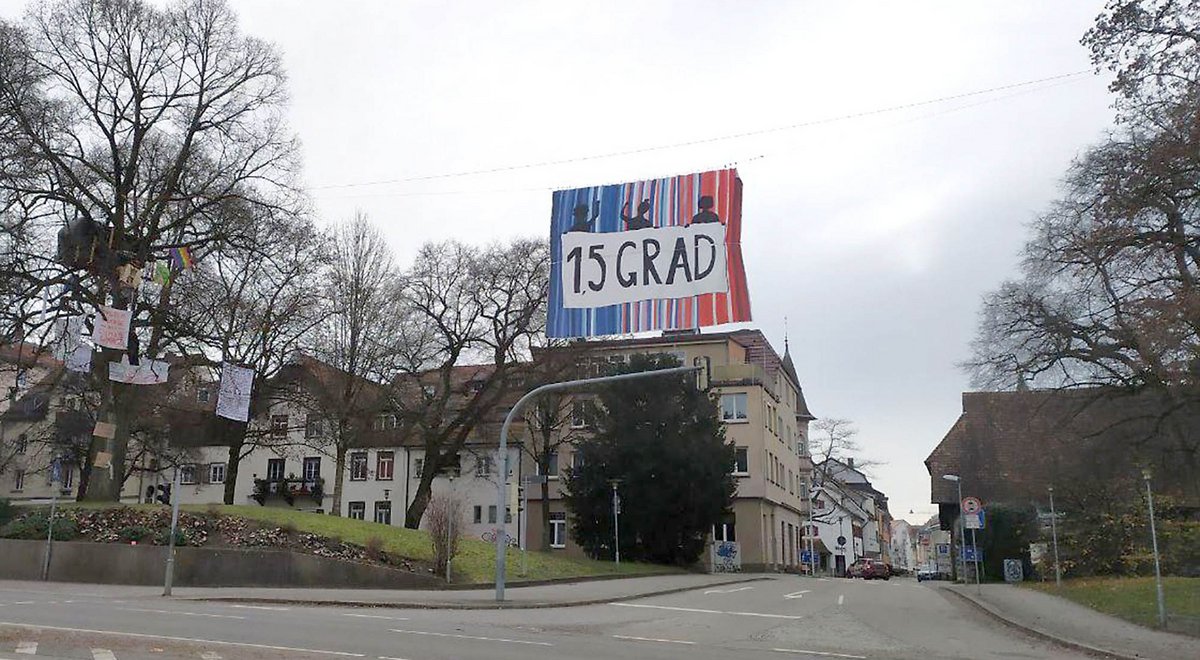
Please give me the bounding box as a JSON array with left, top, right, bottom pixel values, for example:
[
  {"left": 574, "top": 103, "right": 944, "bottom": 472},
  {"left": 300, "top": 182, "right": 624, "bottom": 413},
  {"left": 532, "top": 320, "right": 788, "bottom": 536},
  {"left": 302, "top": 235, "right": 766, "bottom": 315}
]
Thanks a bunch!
[{"left": 2, "top": 1, "right": 1119, "bottom": 522}]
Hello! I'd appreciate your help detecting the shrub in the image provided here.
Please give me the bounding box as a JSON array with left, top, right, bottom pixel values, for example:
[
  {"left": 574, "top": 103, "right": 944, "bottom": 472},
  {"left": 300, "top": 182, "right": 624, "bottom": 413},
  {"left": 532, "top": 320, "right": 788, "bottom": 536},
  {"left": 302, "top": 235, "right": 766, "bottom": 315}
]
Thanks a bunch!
[
  {"left": 154, "top": 528, "right": 187, "bottom": 546},
  {"left": 0, "top": 513, "right": 78, "bottom": 541},
  {"left": 0, "top": 499, "right": 14, "bottom": 527},
  {"left": 426, "top": 494, "right": 464, "bottom": 578},
  {"left": 118, "top": 525, "right": 153, "bottom": 543}
]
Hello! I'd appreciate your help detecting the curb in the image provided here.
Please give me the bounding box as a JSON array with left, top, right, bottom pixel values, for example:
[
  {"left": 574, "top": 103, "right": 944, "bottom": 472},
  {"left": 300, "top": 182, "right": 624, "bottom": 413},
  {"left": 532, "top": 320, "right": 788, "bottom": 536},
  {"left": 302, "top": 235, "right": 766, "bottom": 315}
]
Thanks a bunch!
[
  {"left": 183, "top": 575, "right": 774, "bottom": 610},
  {"left": 941, "top": 588, "right": 1139, "bottom": 660}
]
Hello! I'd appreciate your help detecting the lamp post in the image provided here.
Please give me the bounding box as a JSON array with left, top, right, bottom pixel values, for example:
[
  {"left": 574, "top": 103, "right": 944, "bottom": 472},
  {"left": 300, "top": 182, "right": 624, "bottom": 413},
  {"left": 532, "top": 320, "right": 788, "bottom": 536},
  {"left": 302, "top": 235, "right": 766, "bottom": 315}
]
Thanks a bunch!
[
  {"left": 942, "top": 474, "right": 965, "bottom": 582},
  {"left": 609, "top": 479, "right": 621, "bottom": 565},
  {"left": 446, "top": 474, "right": 455, "bottom": 583},
  {"left": 1048, "top": 486, "right": 1061, "bottom": 588},
  {"left": 1142, "top": 469, "right": 1166, "bottom": 628}
]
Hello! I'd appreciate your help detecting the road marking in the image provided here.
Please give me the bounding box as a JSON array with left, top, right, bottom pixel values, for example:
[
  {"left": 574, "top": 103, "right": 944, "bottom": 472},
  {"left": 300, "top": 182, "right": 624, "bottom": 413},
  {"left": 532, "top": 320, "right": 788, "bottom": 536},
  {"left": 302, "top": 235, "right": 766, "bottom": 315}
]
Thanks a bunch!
[
  {"left": 0, "top": 621, "right": 364, "bottom": 657},
  {"left": 783, "top": 590, "right": 811, "bottom": 599},
  {"left": 200, "top": 653, "right": 223, "bottom": 660},
  {"left": 389, "top": 629, "right": 552, "bottom": 647},
  {"left": 817, "top": 578, "right": 829, "bottom": 581},
  {"left": 91, "top": 650, "right": 117, "bottom": 660},
  {"left": 838, "top": 594, "right": 845, "bottom": 606},
  {"left": 610, "top": 602, "right": 804, "bottom": 620},
  {"left": 341, "top": 613, "right": 410, "bottom": 621},
  {"left": 15, "top": 641, "right": 36, "bottom": 655},
  {"left": 228, "top": 604, "right": 290, "bottom": 611},
  {"left": 379, "top": 657, "right": 410, "bottom": 660},
  {"left": 612, "top": 635, "right": 695, "bottom": 645},
  {"left": 11, "top": 602, "right": 34, "bottom": 605},
  {"left": 772, "top": 648, "right": 867, "bottom": 659},
  {"left": 703, "top": 586, "right": 755, "bottom": 594},
  {"left": 117, "top": 607, "right": 244, "bottom": 620}
]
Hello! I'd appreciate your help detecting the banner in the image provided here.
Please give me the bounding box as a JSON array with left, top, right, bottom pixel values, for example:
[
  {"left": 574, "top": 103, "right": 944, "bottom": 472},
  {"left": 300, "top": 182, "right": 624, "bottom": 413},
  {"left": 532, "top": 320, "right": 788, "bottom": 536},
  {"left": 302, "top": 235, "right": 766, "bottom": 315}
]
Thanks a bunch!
[
  {"left": 216, "top": 362, "right": 254, "bottom": 422},
  {"left": 92, "top": 306, "right": 131, "bottom": 350},
  {"left": 548, "top": 168, "right": 751, "bottom": 337},
  {"left": 108, "top": 356, "right": 170, "bottom": 385}
]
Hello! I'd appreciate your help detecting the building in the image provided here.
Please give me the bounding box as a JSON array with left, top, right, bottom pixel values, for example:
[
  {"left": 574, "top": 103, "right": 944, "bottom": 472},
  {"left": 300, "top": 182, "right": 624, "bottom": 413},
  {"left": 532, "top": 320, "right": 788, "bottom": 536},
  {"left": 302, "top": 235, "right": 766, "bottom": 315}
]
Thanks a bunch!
[
  {"left": 522, "top": 329, "right": 815, "bottom": 572},
  {"left": 806, "top": 473, "right": 875, "bottom": 575},
  {"left": 817, "top": 458, "right": 892, "bottom": 563},
  {"left": 889, "top": 519, "right": 918, "bottom": 573}
]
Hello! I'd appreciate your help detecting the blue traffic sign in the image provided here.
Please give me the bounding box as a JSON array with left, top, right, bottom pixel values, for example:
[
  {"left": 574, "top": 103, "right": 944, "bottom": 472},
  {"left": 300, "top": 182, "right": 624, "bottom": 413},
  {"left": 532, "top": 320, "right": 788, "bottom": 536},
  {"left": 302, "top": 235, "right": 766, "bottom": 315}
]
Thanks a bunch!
[
  {"left": 800, "top": 550, "right": 814, "bottom": 563},
  {"left": 962, "top": 546, "right": 983, "bottom": 562}
]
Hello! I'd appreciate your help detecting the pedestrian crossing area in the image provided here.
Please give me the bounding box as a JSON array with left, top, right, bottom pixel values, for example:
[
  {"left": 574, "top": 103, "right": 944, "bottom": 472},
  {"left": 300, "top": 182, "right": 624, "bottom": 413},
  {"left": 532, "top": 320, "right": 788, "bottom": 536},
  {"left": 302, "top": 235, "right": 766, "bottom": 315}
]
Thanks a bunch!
[{"left": 6, "top": 642, "right": 224, "bottom": 658}]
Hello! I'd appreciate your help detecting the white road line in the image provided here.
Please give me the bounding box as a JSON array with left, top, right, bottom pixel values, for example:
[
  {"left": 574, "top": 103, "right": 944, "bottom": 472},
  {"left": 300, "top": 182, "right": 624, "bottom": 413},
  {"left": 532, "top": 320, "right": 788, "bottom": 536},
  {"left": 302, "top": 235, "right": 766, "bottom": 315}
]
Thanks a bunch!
[
  {"left": 378, "top": 657, "right": 410, "bottom": 660},
  {"left": 200, "top": 652, "right": 223, "bottom": 660},
  {"left": 0, "top": 621, "right": 364, "bottom": 657},
  {"left": 783, "top": 590, "right": 811, "bottom": 599},
  {"left": 11, "top": 602, "right": 34, "bottom": 606},
  {"left": 772, "top": 648, "right": 866, "bottom": 659},
  {"left": 117, "top": 607, "right": 245, "bottom": 620},
  {"left": 341, "top": 613, "right": 410, "bottom": 621},
  {"left": 91, "top": 650, "right": 117, "bottom": 660},
  {"left": 612, "top": 635, "right": 695, "bottom": 645},
  {"left": 389, "top": 629, "right": 552, "bottom": 647},
  {"left": 817, "top": 578, "right": 830, "bottom": 582},
  {"left": 228, "top": 604, "right": 290, "bottom": 611},
  {"left": 838, "top": 594, "right": 845, "bottom": 606},
  {"left": 15, "top": 641, "right": 36, "bottom": 655},
  {"left": 703, "top": 586, "right": 755, "bottom": 594},
  {"left": 610, "top": 602, "right": 804, "bottom": 620}
]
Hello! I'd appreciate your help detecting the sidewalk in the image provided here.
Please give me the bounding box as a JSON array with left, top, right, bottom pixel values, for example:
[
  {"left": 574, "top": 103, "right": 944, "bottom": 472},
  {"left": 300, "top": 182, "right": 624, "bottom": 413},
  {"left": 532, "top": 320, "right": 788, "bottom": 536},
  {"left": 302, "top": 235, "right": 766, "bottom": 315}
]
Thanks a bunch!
[
  {"left": 177, "top": 573, "right": 774, "bottom": 609},
  {"left": 940, "top": 583, "right": 1198, "bottom": 660}
]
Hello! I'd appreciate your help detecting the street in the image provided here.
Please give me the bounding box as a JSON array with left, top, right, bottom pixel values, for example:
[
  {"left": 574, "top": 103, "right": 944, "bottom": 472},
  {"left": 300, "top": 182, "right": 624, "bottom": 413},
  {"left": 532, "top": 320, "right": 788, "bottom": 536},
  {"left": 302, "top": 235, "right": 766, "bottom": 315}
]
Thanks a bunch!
[{"left": 0, "top": 577, "right": 1089, "bottom": 660}]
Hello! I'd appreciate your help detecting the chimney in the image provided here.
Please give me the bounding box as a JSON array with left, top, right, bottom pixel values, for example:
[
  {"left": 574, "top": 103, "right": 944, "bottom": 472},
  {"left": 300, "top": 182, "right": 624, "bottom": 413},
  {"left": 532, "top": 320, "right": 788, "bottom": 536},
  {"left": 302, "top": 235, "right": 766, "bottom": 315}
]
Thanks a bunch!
[{"left": 847, "top": 457, "right": 855, "bottom": 469}]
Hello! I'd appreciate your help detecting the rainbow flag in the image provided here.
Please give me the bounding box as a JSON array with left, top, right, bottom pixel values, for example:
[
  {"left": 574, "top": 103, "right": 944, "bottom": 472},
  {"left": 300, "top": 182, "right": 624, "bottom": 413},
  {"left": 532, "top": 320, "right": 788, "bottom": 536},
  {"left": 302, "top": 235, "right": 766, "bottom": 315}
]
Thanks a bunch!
[{"left": 170, "top": 246, "right": 194, "bottom": 270}]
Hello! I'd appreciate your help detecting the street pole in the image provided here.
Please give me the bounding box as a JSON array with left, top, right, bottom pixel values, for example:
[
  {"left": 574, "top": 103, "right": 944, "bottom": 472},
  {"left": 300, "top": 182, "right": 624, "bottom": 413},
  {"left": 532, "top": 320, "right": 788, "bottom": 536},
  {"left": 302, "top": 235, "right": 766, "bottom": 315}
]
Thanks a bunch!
[
  {"left": 970, "top": 527, "right": 981, "bottom": 594},
  {"left": 41, "top": 461, "right": 59, "bottom": 582},
  {"left": 807, "top": 479, "right": 816, "bottom": 576},
  {"left": 1143, "top": 470, "right": 1166, "bottom": 628},
  {"left": 610, "top": 480, "right": 621, "bottom": 565},
  {"left": 1048, "top": 486, "right": 1061, "bottom": 588},
  {"left": 493, "top": 365, "right": 698, "bottom": 602},
  {"left": 446, "top": 475, "right": 455, "bottom": 584},
  {"left": 162, "top": 466, "right": 181, "bottom": 596},
  {"left": 956, "top": 479, "right": 965, "bottom": 582}
]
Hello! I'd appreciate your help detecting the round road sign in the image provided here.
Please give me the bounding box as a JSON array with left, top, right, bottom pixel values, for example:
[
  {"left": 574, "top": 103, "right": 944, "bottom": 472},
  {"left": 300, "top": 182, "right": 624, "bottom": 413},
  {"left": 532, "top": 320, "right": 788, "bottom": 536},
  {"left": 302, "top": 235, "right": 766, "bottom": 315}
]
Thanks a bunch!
[
  {"left": 962, "top": 496, "right": 982, "bottom": 514},
  {"left": 836, "top": 535, "right": 847, "bottom": 546}
]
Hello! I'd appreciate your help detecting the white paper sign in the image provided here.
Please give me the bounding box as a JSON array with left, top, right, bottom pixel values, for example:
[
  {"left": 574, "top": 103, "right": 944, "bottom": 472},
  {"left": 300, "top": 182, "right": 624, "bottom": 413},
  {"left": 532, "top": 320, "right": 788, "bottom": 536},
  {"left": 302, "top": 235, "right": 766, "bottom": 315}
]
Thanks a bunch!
[
  {"left": 108, "top": 356, "right": 170, "bottom": 385},
  {"left": 66, "top": 345, "right": 92, "bottom": 373},
  {"left": 216, "top": 362, "right": 254, "bottom": 422},
  {"left": 558, "top": 223, "right": 728, "bottom": 308},
  {"left": 93, "top": 306, "right": 132, "bottom": 350}
]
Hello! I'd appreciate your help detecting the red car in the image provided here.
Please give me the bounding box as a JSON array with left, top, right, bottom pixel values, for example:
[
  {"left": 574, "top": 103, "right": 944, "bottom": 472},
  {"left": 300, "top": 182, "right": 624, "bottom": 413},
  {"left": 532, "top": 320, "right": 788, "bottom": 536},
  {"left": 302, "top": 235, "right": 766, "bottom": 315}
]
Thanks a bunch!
[{"left": 847, "top": 558, "right": 890, "bottom": 580}]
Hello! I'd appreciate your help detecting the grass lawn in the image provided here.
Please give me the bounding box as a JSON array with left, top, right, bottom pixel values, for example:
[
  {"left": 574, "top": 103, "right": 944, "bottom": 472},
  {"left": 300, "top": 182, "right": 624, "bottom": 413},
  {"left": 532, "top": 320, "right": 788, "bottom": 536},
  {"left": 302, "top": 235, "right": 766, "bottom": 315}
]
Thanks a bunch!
[
  {"left": 1026, "top": 576, "right": 1200, "bottom": 630},
  {"left": 61, "top": 503, "right": 676, "bottom": 584}
]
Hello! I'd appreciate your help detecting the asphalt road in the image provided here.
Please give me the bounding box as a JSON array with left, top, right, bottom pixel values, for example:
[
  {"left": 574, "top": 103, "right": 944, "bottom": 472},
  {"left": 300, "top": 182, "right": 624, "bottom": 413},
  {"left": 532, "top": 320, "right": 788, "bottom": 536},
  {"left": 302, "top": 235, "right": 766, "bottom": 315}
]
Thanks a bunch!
[{"left": 0, "top": 577, "right": 1090, "bottom": 659}]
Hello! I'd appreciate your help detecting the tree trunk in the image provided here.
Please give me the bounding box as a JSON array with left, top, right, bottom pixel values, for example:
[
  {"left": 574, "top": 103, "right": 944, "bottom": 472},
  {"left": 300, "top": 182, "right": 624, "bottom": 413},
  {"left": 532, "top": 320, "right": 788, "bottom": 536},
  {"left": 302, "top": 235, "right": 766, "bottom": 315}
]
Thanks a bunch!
[
  {"left": 223, "top": 443, "right": 241, "bottom": 505},
  {"left": 540, "top": 477, "right": 551, "bottom": 550},
  {"left": 330, "top": 444, "right": 347, "bottom": 516},
  {"left": 84, "top": 384, "right": 132, "bottom": 501},
  {"left": 405, "top": 467, "right": 437, "bottom": 529}
]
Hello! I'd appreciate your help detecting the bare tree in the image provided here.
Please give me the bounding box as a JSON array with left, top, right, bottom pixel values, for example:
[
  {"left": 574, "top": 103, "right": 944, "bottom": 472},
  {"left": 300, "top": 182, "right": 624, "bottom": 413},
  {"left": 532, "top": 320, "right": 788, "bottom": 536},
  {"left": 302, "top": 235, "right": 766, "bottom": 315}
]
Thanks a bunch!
[
  {"left": 390, "top": 238, "right": 548, "bottom": 529},
  {"left": 808, "top": 417, "right": 879, "bottom": 485},
  {"left": 425, "top": 492, "right": 464, "bottom": 579},
  {"left": 0, "top": 0, "right": 301, "bottom": 500}
]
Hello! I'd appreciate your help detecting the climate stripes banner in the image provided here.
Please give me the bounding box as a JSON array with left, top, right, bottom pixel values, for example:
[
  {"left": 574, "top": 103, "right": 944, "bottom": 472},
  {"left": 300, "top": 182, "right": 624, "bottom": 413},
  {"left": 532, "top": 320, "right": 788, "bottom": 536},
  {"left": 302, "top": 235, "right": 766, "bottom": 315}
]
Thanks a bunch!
[{"left": 548, "top": 168, "right": 751, "bottom": 338}]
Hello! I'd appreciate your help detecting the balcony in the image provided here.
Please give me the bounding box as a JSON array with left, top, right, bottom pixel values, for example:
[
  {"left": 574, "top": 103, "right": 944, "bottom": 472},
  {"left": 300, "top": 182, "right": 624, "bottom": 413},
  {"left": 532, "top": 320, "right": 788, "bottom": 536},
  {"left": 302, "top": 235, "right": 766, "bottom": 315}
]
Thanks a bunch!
[{"left": 251, "top": 477, "right": 325, "bottom": 506}]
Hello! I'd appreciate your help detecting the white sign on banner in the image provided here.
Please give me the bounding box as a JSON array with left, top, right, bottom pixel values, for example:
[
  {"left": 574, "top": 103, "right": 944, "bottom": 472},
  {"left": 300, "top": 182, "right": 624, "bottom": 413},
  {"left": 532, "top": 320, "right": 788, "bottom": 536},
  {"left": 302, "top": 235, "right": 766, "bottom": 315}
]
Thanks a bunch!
[
  {"left": 558, "top": 223, "right": 728, "bottom": 308},
  {"left": 216, "top": 362, "right": 254, "bottom": 422},
  {"left": 92, "top": 306, "right": 132, "bottom": 350},
  {"left": 108, "top": 356, "right": 170, "bottom": 385},
  {"left": 65, "top": 345, "right": 92, "bottom": 373}
]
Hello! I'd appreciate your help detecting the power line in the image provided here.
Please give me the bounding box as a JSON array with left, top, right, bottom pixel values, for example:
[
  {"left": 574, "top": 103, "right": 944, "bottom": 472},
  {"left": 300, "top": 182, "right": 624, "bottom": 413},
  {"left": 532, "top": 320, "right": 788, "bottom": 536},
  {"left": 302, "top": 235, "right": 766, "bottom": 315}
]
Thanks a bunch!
[{"left": 312, "top": 70, "right": 1092, "bottom": 191}]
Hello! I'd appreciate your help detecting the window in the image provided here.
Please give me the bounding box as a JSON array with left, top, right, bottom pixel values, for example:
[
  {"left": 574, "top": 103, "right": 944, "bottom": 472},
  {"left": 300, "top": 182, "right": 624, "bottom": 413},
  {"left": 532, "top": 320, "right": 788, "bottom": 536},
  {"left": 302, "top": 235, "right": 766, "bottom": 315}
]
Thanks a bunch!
[
  {"left": 13, "top": 469, "right": 24, "bottom": 491},
  {"left": 302, "top": 457, "right": 321, "bottom": 481},
  {"left": 570, "top": 400, "right": 593, "bottom": 428},
  {"left": 15, "top": 434, "right": 26, "bottom": 455},
  {"left": 349, "top": 452, "right": 368, "bottom": 481},
  {"left": 713, "top": 515, "right": 737, "bottom": 542},
  {"left": 732, "top": 447, "right": 749, "bottom": 474},
  {"left": 505, "top": 506, "right": 512, "bottom": 524},
  {"left": 550, "top": 512, "right": 567, "bottom": 548},
  {"left": 437, "top": 453, "right": 462, "bottom": 477},
  {"left": 539, "top": 450, "right": 559, "bottom": 478},
  {"left": 197, "top": 387, "right": 210, "bottom": 403},
  {"left": 209, "top": 463, "right": 226, "bottom": 484},
  {"left": 488, "top": 505, "right": 497, "bottom": 524},
  {"left": 720, "top": 394, "right": 749, "bottom": 422},
  {"left": 271, "top": 414, "right": 289, "bottom": 438},
  {"left": 789, "top": 469, "right": 794, "bottom": 494},
  {"left": 473, "top": 505, "right": 482, "bottom": 524},
  {"left": 180, "top": 464, "right": 198, "bottom": 485},
  {"left": 376, "top": 451, "right": 394, "bottom": 481},
  {"left": 767, "top": 404, "right": 775, "bottom": 433},
  {"left": 305, "top": 415, "right": 324, "bottom": 438},
  {"left": 348, "top": 501, "right": 365, "bottom": 520},
  {"left": 412, "top": 457, "right": 424, "bottom": 479},
  {"left": 570, "top": 451, "right": 584, "bottom": 470},
  {"left": 266, "top": 458, "right": 285, "bottom": 481},
  {"left": 374, "top": 501, "right": 392, "bottom": 525},
  {"left": 475, "top": 455, "right": 494, "bottom": 477},
  {"left": 815, "top": 498, "right": 826, "bottom": 511},
  {"left": 373, "top": 414, "right": 398, "bottom": 430}
]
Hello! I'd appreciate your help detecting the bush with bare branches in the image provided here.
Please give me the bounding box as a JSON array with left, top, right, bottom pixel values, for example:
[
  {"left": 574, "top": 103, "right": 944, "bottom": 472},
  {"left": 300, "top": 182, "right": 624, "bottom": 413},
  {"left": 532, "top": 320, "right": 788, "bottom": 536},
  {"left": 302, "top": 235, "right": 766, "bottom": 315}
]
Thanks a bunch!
[{"left": 425, "top": 493, "right": 464, "bottom": 579}]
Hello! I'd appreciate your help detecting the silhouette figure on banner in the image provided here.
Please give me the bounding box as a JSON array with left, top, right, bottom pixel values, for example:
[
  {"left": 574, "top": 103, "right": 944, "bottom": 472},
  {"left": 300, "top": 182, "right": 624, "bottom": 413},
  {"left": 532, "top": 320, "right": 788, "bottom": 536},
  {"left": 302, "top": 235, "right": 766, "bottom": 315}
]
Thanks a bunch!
[
  {"left": 691, "top": 195, "right": 721, "bottom": 224},
  {"left": 566, "top": 200, "right": 600, "bottom": 233},
  {"left": 622, "top": 199, "right": 653, "bottom": 230}
]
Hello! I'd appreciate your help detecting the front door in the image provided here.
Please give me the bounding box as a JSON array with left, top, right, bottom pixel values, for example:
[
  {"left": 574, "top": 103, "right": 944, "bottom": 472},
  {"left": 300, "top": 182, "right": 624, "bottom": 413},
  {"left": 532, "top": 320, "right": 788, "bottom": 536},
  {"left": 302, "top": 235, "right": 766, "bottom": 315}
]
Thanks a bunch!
[{"left": 835, "top": 554, "right": 846, "bottom": 577}]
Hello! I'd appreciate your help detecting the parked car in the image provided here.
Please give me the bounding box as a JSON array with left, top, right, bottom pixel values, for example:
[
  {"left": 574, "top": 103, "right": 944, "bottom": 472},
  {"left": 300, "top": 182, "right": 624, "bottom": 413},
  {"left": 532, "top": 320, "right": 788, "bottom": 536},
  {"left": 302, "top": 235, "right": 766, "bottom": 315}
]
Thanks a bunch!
[{"left": 847, "top": 558, "right": 890, "bottom": 580}]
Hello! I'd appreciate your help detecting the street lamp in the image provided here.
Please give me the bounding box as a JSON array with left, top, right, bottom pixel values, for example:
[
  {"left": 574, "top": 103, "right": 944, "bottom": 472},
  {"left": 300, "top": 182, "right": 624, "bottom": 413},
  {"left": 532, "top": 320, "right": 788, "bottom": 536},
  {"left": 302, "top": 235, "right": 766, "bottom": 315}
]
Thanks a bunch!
[
  {"left": 942, "top": 474, "right": 965, "bottom": 582},
  {"left": 1142, "top": 469, "right": 1166, "bottom": 628},
  {"left": 609, "top": 479, "right": 622, "bottom": 564},
  {"left": 1047, "top": 486, "right": 1061, "bottom": 588}
]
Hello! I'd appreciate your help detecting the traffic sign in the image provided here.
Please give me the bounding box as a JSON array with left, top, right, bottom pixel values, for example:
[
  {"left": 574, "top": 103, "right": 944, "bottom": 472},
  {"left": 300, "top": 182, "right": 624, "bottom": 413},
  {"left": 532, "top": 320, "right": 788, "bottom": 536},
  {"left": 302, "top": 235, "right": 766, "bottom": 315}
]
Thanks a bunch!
[
  {"left": 962, "top": 546, "right": 983, "bottom": 562},
  {"left": 1004, "top": 559, "right": 1023, "bottom": 583},
  {"left": 800, "top": 550, "right": 813, "bottom": 563},
  {"left": 965, "top": 509, "right": 986, "bottom": 530},
  {"left": 961, "top": 496, "right": 982, "bottom": 514},
  {"left": 836, "top": 535, "right": 846, "bottom": 547}
]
